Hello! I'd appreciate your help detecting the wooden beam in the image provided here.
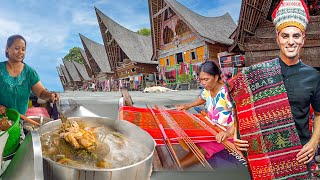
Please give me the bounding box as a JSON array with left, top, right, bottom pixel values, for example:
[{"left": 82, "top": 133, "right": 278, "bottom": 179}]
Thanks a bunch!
[
  {"left": 247, "top": 2, "right": 263, "bottom": 13},
  {"left": 107, "top": 38, "right": 114, "bottom": 46},
  {"left": 153, "top": 5, "right": 168, "bottom": 18},
  {"left": 244, "top": 43, "right": 278, "bottom": 51},
  {"left": 244, "top": 28, "right": 255, "bottom": 35}
]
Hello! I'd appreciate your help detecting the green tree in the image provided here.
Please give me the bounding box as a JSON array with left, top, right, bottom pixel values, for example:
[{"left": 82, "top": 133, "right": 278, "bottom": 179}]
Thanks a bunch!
[
  {"left": 177, "top": 74, "right": 192, "bottom": 83},
  {"left": 64, "top": 47, "right": 84, "bottom": 64},
  {"left": 137, "top": 28, "right": 151, "bottom": 36}
]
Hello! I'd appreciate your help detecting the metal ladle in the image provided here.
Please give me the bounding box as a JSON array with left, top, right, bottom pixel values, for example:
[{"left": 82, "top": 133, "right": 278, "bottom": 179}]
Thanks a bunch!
[{"left": 55, "top": 100, "right": 67, "bottom": 123}]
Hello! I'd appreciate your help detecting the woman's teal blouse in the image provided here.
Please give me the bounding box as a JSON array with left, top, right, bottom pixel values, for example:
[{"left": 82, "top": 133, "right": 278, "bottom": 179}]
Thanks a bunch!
[{"left": 0, "top": 61, "right": 40, "bottom": 115}]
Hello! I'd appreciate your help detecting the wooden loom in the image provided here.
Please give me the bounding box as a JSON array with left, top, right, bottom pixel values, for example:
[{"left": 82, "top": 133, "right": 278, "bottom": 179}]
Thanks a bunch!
[{"left": 118, "top": 105, "right": 247, "bottom": 169}]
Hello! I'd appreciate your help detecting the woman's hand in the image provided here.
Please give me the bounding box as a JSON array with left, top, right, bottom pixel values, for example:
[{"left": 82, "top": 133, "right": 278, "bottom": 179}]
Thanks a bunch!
[
  {"left": 50, "top": 92, "right": 60, "bottom": 104},
  {"left": 0, "top": 105, "right": 6, "bottom": 115},
  {"left": 234, "top": 137, "right": 249, "bottom": 151},
  {"left": 216, "top": 131, "right": 229, "bottom": 143},
  {"left": 175, "top": 104, "right": 190, "bottom": 111}
]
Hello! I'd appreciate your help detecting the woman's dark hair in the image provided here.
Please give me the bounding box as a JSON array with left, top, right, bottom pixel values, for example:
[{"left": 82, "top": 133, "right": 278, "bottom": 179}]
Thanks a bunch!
[
  {"left": 5, "top": 34, "right": 27, "bottom": 58},
  {"left": 198, "top": 61, "right": 222, "bottom": 80}
]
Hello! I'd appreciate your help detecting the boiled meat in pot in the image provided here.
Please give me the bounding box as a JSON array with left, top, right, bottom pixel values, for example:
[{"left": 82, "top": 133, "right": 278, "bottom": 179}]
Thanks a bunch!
[{"left": 41, "top": 119, "right": 149, "bottom": 169}]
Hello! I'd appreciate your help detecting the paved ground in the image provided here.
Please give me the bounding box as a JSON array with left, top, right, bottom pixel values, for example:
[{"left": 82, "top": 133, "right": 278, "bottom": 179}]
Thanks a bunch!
[{"left": 60, "top": 90, "right": 202, "bottom": 119}]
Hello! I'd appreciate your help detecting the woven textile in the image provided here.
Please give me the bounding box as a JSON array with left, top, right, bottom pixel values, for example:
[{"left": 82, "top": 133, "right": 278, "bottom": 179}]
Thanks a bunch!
[
  {"left": 228, "top": 58, "right": 308, "bottom": 179},
  {"left": 272, "top": 0, "right": 310, "bottom": 32},
  {"left": 119, "top": 106, "right": 217, "bottom": 145}
]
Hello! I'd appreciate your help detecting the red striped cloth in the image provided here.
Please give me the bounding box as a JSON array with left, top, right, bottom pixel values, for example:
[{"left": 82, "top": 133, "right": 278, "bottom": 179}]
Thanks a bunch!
[
  {"left": 228, "top": 58, "right": 309, "bottom": 179},
  {"left": 119, "top": 106, "right": 217, "bottom": 145}
]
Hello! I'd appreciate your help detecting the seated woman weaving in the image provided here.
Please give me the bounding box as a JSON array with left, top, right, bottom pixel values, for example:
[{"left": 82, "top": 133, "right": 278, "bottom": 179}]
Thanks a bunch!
[{"left": 176, "top": 61, "right": 234, "bottom": 168}]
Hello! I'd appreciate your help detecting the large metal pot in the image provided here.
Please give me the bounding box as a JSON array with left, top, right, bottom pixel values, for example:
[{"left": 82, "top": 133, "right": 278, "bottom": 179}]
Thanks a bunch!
[
  {"left": 23, "top": 116, "right": 53, "bottom": 133},
  {"left": 38, "top": 117, "right": 155, "bottom": 180}
]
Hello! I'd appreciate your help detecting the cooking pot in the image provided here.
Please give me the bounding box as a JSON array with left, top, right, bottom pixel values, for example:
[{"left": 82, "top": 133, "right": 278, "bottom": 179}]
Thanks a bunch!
[
  {"left": 23, "top": 116, "right": 53, "bottom": 134},
  {"left": 38, "top": 117, "right": 155, "bottom": 180}
]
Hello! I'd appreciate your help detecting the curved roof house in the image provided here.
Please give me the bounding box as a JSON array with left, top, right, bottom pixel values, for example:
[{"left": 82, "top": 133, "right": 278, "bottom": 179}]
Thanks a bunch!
[
  {"left": 73, "top": 61, "right": 91, "bottom": 81},
  {"left": 79, "top": 33, "right": 113, "bottom": 79},
  {"left": 95, "top": 8, "right": 158, "bottom": 79}
]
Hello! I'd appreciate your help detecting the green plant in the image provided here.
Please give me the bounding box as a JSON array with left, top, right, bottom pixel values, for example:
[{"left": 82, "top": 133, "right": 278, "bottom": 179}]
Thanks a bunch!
[
  {"left": 64, "top": 47, "right": 84, "bottom": 64},
  {"left": 137, "top": 28, "right": 151, "bottom": 36},
  {"left": 177, "top": 74, "right": 192, "bottom": 83}
]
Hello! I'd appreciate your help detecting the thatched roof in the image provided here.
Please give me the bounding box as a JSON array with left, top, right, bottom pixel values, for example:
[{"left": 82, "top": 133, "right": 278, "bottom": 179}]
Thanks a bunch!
[
  {"left": 73, "top": 61, "right": 91, "bottom": 81},
  {"left": 79, "top": 33, "right": 113, "bottom": 73},
  {"left": 63, "top": 59, "right": 81, "bottom": 82},
  {"left": 95, "top": 8, "right": 156, "bottom": 64},
  {"left": 80, "top": 48, "right": 91, "bottom": 69},
  {"left": 56, "top": 66, "right": 63, "bottom": 76},
  {"left": 60, "top": 64, "right": 70, "bottom": 83},
  {"left": 164, "top": 0, "right": 237, "bottom": 45}
]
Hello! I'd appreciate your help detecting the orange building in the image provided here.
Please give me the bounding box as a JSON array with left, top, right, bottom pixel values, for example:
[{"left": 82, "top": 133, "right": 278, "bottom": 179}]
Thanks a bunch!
[{"left": 148, "top": 0, "right": 237, "bottom": 87}]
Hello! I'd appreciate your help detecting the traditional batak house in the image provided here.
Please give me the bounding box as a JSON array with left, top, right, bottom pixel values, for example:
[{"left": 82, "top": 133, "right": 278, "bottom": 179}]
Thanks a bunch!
[
  {"left": 72, "top": 61, "right": 92, "bottom": 90},
  {"left": 60, "top": 64, "right": 72, "bottom": 91},
  {"left": 79, "top": 33, "right": 114, "bottom": 91},
  {"left": 56, "top": 65, "right": 67, "bottom": 91},
  {"left": 95, "top": 8, "right": 158, "bottom": 90},
  {"left": 148, "top": 0, "right": 237, "bottom": 88},
  {"left": 79, "top": 48, "right": 93, "bottom": 79},
  {"left": 229, "top": 0, "right": 320, "bottom": 69},
  {"left": 63, "top": 59, "right": 83, "bottom": 90}
]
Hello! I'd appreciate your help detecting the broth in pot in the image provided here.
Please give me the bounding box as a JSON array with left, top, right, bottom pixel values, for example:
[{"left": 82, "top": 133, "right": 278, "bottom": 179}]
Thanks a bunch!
[{"left": 41, "top": 119, "right": 150, "bottom": 170}]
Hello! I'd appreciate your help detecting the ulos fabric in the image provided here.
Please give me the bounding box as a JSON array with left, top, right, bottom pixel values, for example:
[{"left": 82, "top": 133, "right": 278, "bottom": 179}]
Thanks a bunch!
[
  {"left": 228, "top": 58, "right": 308, "bottom": 179},
  {"left": 119, "top": 106, "right": 218, "bottom": 145},
  {"left": 0, "top": 61, "right": 40, "bottom": 115},
  {"left": 200, "top": 85, "right": 234, "bottom": 126}
]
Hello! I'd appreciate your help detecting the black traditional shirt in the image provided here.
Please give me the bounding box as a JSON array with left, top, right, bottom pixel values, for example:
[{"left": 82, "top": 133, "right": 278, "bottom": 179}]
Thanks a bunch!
[{"left": 279, "top": 58, "right": 320, "bottom": 145}]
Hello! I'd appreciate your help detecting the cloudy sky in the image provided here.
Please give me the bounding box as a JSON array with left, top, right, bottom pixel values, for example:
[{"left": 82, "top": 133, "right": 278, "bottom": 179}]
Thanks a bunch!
[{"left": 0, "top": 0, "right": 241, "bottom": 92}]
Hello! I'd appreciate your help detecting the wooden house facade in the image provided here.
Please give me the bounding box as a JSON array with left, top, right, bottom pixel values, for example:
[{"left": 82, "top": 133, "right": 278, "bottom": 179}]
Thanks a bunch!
[
  {"left": 63, "top": 59, "right": 83, "bottom": 90},
  {"left": 148, "top": 0, "right": 237, "bottom": 83},
  {"left": 56, "top": 65, "right": 67, "bottom": 91},
  {"left": 60, "top": 64, "right": 71, "bottom": 89},
  {"left": 229, "top": 0, "right": 320, "bottom": 68},
  {"left": 95, "top": 8, "right": 158, "bottom": 89}
]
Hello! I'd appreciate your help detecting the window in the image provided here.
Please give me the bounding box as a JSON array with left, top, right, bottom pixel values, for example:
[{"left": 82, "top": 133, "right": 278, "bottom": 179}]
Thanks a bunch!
[
  {"left": 191, "top": 51, "right": 196, "bottom": 60},
  {"left": 166, "top": 58, "right": 170, "bottom": 66},
  {"left": 176, "top": 52, "right": 183, "bottom": 64}
]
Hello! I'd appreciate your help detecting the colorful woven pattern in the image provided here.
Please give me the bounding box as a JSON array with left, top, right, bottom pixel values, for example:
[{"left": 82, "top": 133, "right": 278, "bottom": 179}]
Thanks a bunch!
[
  {"left": 119, "top": 106, "right": 216, "bottom": 145},
  {"left": 228, "top": 59, "right": 308, "bottom": 179}
]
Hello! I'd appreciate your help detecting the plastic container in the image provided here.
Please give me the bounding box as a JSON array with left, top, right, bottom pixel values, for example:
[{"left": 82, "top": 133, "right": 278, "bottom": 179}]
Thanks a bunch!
[{"left": 0, "top": 108, "right": 21, "bottom": 157}]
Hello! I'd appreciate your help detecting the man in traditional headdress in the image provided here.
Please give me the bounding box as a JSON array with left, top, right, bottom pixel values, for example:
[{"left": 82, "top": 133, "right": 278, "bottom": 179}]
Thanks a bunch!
[{"left": 232, "top": 0, "right": 320, "bottom": 177}]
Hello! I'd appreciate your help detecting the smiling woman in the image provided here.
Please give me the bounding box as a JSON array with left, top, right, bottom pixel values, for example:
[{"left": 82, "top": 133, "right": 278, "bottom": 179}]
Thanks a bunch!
[{"left": 0, "top": 34, "right": 60, "bottom": 116}]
